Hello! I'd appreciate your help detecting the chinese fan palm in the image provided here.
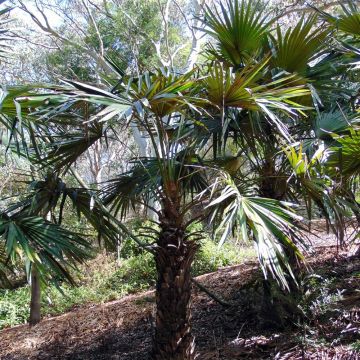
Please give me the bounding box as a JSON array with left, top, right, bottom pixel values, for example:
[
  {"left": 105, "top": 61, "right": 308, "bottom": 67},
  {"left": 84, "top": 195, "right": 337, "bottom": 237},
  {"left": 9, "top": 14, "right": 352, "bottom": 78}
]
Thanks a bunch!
[{"left": 19, "top": 58, "right": 315, "bottom": 358}]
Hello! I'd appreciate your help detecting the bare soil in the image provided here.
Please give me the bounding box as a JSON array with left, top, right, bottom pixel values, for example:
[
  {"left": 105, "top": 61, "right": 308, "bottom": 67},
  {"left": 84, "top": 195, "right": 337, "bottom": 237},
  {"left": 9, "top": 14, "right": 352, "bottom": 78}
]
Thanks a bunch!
[{"left": 0, "top": 227, "right": 359, "bottom": 360}]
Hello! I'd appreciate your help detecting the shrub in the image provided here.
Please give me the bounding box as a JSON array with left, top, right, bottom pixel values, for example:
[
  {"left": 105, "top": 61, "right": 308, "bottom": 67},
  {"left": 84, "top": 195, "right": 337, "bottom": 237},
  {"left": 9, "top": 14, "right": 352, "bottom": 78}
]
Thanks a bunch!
[
  {"left": 105, "top": 251, "right": 156, "bottom": 293},
  {"left": 192, "top": 239, "right": 253, "bottom": 275},
  {"left": 0, "top": 224, "right": 255, "bottom": 329},
  {"left": 0, "top": 288, "right": 30, "bottom": 328}
]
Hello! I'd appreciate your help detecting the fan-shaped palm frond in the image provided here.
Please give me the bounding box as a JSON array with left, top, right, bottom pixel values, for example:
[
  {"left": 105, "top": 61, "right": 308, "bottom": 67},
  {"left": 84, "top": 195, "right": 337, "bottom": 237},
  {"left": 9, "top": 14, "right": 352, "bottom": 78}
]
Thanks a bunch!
[
  {"left": 283, "top": 143, "right": 356, "bottom": 234},
  {"left": 203, "top": 0, "right": 270, "bottom": 67},
  {"left": 0, "top": 213, "right": 91, "bottom": 284},
  {"left": 65, "top": 188, "right": 120, "bottom": 248},
  {"left": 102, "top": 160, "right": 162, "bottom": 219},
  {"left": 202, "top": 60, "right": 310, "bottom": 143},
  {"left": 204, "top": 60, "right": 309, "bottom": 111},
  {"left": 3, "top": 170, "right": 120, "bottom": 249},
  {"left": 314, "top": 109, "right": 360, "bottom": 140},
  {"left": 319, "top": 1, "right": 360, "bottom": 36},
  {"left": 121, "top": 69, "right": 206, "bottom": 118},
  {"left": 37, "top": 122, "right": 105, "bottom": 173},
  {"left": 269, "top": 16, "right": 329, "bottom": 74},
  {"left": 102, "top": 152, "right": 209, "bottom": 219}
]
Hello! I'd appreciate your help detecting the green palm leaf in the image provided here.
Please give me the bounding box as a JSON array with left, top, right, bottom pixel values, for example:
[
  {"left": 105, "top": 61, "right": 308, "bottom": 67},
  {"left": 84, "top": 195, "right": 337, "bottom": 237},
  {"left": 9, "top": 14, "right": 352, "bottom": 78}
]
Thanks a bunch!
[
  {"left": 207, "top": 172, "right": 304, "bottom": 289},
  {"left": 327, "top": 128, "right": 360, "bottom": 178},
  {"left": 269, "top": 16, "right": 329, "bottom": 73},
  {"left": 0, "top": 214, "right": 91, "bottom": 284},
  {"left": 204, "top": 60, "right": 309, "bottom": 110},
  {"left": 203, "top": 0, "right": 271, "bottom": 67},
  {"left": 38, "top": 122, "right": 105, "bottom": 173},
  {"left": 324, "top": 1, "right": 360, "bottom": 36}
]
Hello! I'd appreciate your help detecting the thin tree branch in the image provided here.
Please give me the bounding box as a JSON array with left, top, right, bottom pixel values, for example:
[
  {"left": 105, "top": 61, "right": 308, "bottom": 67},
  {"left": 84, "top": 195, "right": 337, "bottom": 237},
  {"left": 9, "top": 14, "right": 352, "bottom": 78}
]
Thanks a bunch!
[
  {"left": 18, "top": 0, "right": 113, "bottom": 75},
  {"left": 273, "top": 1, "right": 360, "bottom": 22},
  {"left": 81, "top": 0, "right": 104, "bottom": 56},
  {"left": 158, "top": 0, "right": 172, "bottom": 67}
]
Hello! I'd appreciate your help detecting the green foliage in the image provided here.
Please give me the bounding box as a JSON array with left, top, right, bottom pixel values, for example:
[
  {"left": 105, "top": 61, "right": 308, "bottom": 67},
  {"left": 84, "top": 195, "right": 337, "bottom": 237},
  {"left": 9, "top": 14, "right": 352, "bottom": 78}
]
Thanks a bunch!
[
  {"left": 0, "top": 234, "right": 254, "bottom": 329},
  {"left": 208, "top": 173, "right": 305, "bottom": 289},
  {"left": 2, "top": 1, "right": 360, "bottom": 344},
  {"left": 269, "top": 15, "right": 328, "bottom": 73},
  {"left": 327, "top": 129, "right": 360, "bottom": 179},
  {"left": 0, "top": 288, "right": 29, "bottom": 328},
  {"left": 192, "top": 239, "right": 254, "bottom": 275},
  {"left": 0, "top": 214, "right": 91, "bottom": 285},
  {"left": 203, "top": 0, "right": 270, "bottom": 66},
  {"left": 119, "top": 219, "right": 159, "bottom": 258},
  {"left": 320, "top": 1, "right": 360, "bottom": 36},
  {"left": 105, "top": 252, "right": 156, "bottom": 294},
  {"left": 299, "top": 275, "right": 342, "bottom": 320},
  {"left": 352, "top": 340, "right": 360, "bottom": 351},
  {"left": 45, "top": 46, "right": 96, "bottom": 82}
]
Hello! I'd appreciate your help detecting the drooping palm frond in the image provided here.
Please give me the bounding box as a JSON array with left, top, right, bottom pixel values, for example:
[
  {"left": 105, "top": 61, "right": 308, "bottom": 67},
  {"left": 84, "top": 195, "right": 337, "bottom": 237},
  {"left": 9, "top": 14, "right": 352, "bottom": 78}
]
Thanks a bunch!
[
  {"left": 203, "top": 0, "right": 271, "bottom": 67},
  {"left": 1, "top": 168, "right": 121, "bottom": 250},
  {"left": 36, "top": 122, "right": 105, "bottom": 173},
  {"left": 102, "top": 151, "right": 209, "bottom": 219},
  {"left": 0, "top": 213, "right": 91, "bottom": 284},
  {"left": 269, "top": 16, "right": 329, "bottom": 74},
  {"left": 65, "top": 187, "right": 121, "bottom": 248},
  {"left": 206, "top": 172, "right": 305, "bottom": 289},
  {"left": 0, "top": 85, "right": 82, "bottom": 160},
  {"left": 0, "top": 86, "right": 39, "bottom": 154},
  {"left": 101, "top": 160, "right": 162, "bottom": 219}
]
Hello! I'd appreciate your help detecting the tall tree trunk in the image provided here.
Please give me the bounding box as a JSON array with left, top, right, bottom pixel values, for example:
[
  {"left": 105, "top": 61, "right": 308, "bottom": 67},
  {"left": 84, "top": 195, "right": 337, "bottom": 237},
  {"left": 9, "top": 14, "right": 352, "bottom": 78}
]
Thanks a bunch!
[
  {"left": 152, "top": 216, "right": 198, "bottom": 360},
  {"left": 29, "top": 265, "right": 41, "bottom": 326}
]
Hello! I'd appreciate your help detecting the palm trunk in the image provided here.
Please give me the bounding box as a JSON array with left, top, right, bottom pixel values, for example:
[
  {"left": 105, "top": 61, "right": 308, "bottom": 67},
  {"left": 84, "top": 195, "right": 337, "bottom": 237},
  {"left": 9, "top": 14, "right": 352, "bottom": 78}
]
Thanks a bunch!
[
  {"left": 152, "top": 217, "right": 198, "bottom": 360},
  {"left": 29, "top": 265, "right": 41, "bottom": 326}
]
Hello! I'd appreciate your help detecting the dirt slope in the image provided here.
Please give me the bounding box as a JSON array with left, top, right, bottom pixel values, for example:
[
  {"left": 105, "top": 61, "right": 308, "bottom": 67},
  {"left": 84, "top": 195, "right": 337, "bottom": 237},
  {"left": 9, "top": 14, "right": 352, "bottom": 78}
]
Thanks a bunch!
[{"left": 0, "top": 247, "right": 359, "bottom": 359}]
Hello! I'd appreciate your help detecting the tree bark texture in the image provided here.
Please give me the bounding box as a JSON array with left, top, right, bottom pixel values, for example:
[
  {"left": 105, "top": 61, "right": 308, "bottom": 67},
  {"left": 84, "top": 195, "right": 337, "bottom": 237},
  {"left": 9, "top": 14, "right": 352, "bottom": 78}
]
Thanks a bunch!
[
  {"left": 29, "top": 265, "right": 41, "bottom": 326},
  {"left": 152, "top": 218, "right": 198, "bottom": 360}
]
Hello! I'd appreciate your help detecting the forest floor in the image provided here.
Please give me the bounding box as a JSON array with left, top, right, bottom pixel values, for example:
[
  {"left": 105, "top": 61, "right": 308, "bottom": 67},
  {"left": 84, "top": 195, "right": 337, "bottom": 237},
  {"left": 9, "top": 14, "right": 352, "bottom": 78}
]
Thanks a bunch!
[{"left": 0, "top": 224, "right": 359, "bottom": 360}]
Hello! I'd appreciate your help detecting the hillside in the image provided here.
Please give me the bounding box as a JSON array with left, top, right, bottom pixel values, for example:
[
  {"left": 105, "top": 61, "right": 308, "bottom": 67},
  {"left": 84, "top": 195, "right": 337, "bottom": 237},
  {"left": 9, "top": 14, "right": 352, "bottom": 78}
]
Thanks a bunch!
[{"left": 1, "top": 245, "right": 359, "bottom": 360}]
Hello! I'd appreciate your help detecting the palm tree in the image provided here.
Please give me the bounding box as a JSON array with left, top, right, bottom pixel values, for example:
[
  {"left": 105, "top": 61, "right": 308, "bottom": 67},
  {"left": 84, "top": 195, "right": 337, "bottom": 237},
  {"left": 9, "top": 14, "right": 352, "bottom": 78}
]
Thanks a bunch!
[
  {"left": 13, "top": 53, "right": 312, "bottom": 360},
  {"left": 0, "top": 169, "right": 93, "bottom": 325},
  {"left": 0, "top": 85, "right": 121, "bottom": 325},
  {"left": 204, "top": 0, "right": 360, "bottom": 235},
  {"left": 4, "top": 0, "right": 360, "bottom": 357}
]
